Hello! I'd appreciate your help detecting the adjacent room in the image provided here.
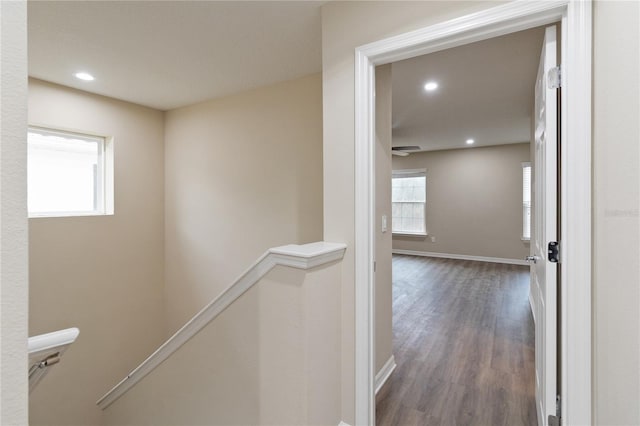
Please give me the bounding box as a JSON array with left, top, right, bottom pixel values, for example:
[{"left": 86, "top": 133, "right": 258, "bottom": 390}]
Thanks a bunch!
[{"left": 373, "top": 26, "right": 551, "bottom": 424}]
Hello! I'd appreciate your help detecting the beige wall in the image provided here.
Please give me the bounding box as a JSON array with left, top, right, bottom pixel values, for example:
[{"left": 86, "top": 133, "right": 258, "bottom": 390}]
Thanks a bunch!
[
  {"left": 375, "top": 65, "right": 393, "bottom": 374},
  {"left": 593, "top": 1, "right": 640, "bottom": 424},
  {"left": 103, "top": 263, "right": 342, "bottom": 426},
  {"left": 0, "top": 1, "right": 29, "bottom": 423},
  {"left": 392, "top": 143, "right": 530, "bottom": 260},
  {"left": 164, "top": 74, "right": 323, "bottom": 333},
  {"left": 28, "top": 79, "right": 166, "bottom": 425}
]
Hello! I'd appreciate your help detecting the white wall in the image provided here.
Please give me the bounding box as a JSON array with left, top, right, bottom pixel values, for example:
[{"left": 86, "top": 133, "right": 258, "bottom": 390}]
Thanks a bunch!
[
  {"left": 164, "top": 74, "right": 323, "bottom": 333},
  {"left": 392, "top": 143, "right": 530, "bottom": 261},
  {"left": 28, "top": 79, "right": 166, "bottom": 426},
  {"left": 0, "top": 1, "right": 29, "bottom": 423},
  {"left": 593, "top": 1, "right": 640, "bottom": 424}
]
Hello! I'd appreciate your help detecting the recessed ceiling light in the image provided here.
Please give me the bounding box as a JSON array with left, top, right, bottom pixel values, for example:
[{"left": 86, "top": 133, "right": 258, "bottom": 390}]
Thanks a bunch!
[
  {"left": 74, "top": 72, "right": 95, "bottom": 81},
  {"left": 423, "top": 81, "right": 438, "bottom": 91},
  {"left": 466, "top": 139, "right": 475, "bottom": 145}
]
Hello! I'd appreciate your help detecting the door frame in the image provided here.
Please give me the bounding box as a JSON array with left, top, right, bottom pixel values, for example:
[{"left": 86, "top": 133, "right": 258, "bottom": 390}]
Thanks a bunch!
[{"left": 354, "top": 1, "right": 592, "bottom": 425}]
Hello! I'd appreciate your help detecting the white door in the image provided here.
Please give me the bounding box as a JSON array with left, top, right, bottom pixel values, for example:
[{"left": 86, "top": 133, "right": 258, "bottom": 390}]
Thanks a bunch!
[{"left": 530, "top": 25, "right": 558, "bottom": 426}]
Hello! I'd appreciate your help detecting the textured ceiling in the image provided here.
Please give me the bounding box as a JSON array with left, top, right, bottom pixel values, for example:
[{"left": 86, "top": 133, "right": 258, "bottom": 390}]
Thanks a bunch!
[
  {"left": 28, "top": 1, "right": 324, "bottom": 111},
  {"left": 392, "top": 26, "right": 545, "bottom": 152}
]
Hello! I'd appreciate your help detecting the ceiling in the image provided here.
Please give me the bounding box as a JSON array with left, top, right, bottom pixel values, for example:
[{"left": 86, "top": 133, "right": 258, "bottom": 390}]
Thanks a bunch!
[
  {"left": 28, "top": 1, "right": 324, "bottom": 111},
  {"left": 29, "top": 3, "right": 545, "bottom": 152},
  {"left": 392, "top": 26, "right": 545, "bottom": 152}
]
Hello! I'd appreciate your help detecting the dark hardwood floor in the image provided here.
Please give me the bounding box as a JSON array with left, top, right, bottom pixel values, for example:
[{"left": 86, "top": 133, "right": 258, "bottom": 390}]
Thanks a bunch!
[{"left": 376, "top": 255, "right": 537, "bottom": 426}]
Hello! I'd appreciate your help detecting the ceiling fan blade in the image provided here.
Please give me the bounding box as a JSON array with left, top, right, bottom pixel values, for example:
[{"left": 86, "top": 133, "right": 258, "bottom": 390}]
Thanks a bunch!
[{"left": 392, "top": 145, "right": 420, "bottom": 151}]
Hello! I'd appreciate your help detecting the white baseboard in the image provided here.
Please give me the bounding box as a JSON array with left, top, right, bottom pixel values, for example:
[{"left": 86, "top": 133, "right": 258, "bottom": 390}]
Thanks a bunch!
[
  {"left": 392, "top": 249, "right": 529, "bottom": 266},
  {"left": 374, "top": 355, "right": 396, "bottom": 395}
]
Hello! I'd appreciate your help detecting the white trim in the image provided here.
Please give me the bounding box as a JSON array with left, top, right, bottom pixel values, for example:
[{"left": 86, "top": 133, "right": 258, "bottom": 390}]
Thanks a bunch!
[
  {"left": 355, "top": 46, "right": 376, "bottom": 426},
  {"left": 28, "top": 211, "right": 115, "bottom": 219},
  {"left": 561, "top": 3, "right": 592, "bottom": 424},
  {"left": 392, "top": 249, "right": 529, "bottom": 266},
  {"left": 338, "top": 422, "right": 351, "bottom": 426},
  {"left": 354, "top": 2, "right": 591, "bottom": 425},
  {"left": 96, "top": 241, "right": 346, "bottom": 410},
  {"left": 391, "top": 232, "right": 427, "bottom": 238},
  {"left": 374, "top": 355, "right": 396, "bottom": 395},
  {"left": 28, "top": 328, "right": 79, "bottom": 355}
]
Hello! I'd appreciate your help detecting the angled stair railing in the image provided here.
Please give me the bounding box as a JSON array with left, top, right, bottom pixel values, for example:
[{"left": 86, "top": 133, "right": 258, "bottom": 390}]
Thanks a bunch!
[
  {"left": 29, "top": 327, "right": 80, "bottom": 392},
  {"left": 97, "top": 241, "right": 346, "bottom": 411}
]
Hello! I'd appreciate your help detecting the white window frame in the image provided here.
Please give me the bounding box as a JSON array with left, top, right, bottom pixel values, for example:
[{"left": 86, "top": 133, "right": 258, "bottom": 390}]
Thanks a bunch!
[
  {"left": 522, "top": 161, "right": 532, "bottom": 241},
  {"left": 391, "top": 169, "right": 427, "bottom": 236},
  {"left": 27, "top": 126, "right": 114, "bottom": 218}
]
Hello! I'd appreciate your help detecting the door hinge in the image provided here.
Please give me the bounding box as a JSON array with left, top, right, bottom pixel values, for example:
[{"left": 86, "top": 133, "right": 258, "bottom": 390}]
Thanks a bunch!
[
  {"left": 548, "top": 66, "right": 562, "bottom": 89},
  {"left": 548, "top": 241, "right": 560, "bottom": 263},
  {"left": 548, "top": 395, "right": 562, "bottom": 426}
]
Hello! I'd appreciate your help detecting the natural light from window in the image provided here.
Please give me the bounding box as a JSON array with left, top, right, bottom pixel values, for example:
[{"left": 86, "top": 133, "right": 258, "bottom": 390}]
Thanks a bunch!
[
  {"left": 28, "top": 128, "right": 108, "bottom": 217},
  {"left": 522, "top": 162, "right": 532, "bottom": 240},
  {"left": 392, "top": 171, "right": 426, "bottom": 235}
]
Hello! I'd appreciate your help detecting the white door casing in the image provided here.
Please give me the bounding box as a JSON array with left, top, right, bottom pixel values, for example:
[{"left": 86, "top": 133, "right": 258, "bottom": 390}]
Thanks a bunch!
[{"left": 531, "top": 25, "right": 559, "bottom": 426}]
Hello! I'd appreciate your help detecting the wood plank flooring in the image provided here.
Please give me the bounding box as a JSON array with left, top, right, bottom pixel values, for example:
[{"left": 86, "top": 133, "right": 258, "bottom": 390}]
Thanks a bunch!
[{"left": 376, "top": 255, "right": 537, "bottom": 426}]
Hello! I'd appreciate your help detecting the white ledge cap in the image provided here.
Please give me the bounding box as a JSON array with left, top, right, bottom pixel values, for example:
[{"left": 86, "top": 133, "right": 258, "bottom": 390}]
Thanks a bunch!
[
  {"left": 28, "top": 327, "right": 79, "bottom": 355},
  {"left": 269, "top": 242, "right": 347, "bottom": 258}
]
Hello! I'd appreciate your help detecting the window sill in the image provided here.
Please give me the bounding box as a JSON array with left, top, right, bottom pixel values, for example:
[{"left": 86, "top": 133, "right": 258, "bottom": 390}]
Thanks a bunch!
[
  {"left": 29, "top": 211, "right": 113, "bottom": 219},
  {"left": 392, "top": 232, "right": 428, "bottom": 238}
]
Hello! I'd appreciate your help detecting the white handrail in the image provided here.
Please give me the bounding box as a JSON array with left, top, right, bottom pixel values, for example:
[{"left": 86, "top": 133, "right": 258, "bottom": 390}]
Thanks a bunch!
[
  {"left": 97, "top": 241, "right": 346, "bottom": 410},
  {"left": 29, "top": 327, "right": 80, "bottom": 392},
  {"left": 29, "top": 327, "right": 79, "bottom": 354}
]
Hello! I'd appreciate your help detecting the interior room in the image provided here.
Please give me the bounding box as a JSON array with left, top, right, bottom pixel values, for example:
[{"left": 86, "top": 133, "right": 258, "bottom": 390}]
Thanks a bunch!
[{"left": 373, "top": 26, "right": 549, "bottom": 424}]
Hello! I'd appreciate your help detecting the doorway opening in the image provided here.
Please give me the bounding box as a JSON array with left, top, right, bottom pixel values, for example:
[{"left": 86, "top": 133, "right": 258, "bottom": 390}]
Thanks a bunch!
[
  {"left": 373, "top": 25, "right": 550, "bottom": 425},
  {"left": 354, "top": 2, "right": 592, "bottom": 425}
]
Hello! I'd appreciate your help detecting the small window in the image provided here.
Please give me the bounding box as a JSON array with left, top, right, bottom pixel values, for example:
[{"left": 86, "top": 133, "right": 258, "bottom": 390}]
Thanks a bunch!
[
  {"left": 28, "top": 127, "right": 113, "bottom": 217},
  {"left": 392, "top": 169, "right": 426, "bottom": 235},
  {"left": 522, "top": 162, "right": 532, "bottom": 241}
]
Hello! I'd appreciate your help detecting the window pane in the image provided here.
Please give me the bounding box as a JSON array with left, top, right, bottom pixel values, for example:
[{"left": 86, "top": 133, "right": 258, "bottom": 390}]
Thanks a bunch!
[
  {"left": 392, "top": 201, "right": 425, "bottom": 233},
  {"left": 28, "top": 129, "right": 104, "bottom": 215},
  {"left": 523, "top": 204, "right": 531, "bottom": 240},
  {"left": 392, "top": 173, "right": 426, "bottom": 234},
  {"left": 522, "top": 164, "right": 531, "bottom": 239}
]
